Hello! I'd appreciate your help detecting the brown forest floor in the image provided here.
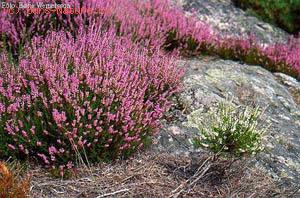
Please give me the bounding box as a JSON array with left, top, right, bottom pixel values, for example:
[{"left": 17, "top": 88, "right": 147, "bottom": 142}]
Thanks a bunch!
[{"left": 24, "top": 150, "right": 293, "bottom": 198}]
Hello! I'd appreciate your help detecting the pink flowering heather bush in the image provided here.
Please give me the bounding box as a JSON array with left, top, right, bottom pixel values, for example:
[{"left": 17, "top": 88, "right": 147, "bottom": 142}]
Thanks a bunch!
[
  {"left": 1, "top": 0, "right": 300, "bottom": 79},
  {"left": 0, "top": 0, "right": 212, "bottom": 56},
  {"left": 263, "top": 36, "right": 300, "bottom": 76},
  {"left": 0, "top": 0, "right": 113, "bottom": 56},
  {"left": 112, "top": 0, "right": 300, "bottom": 78},
  {"left": 105, "top": 0, "right": 213, "bottom": 51},
  {"left": 210, "top": 35, "right": 300, "bottom": 79},
  {"left": 0, "top": 25, "right": 183, "bottom": 170}
]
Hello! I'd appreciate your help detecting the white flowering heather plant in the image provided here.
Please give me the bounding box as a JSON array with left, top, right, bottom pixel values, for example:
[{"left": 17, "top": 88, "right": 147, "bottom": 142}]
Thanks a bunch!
[{"left": 188, "top": 102, "right": 266, "bottom": 158}]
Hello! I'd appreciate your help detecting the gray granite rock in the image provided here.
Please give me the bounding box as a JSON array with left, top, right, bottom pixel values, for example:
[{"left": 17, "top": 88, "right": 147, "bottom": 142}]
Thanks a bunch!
[
  {"left": 275, "top": 73, "right": 300, "bottom": 107},
  {"left": 174, "top": 0, "right": 289, "bottom": 44},
  {"left": 155, "top": 0, "right": 300, "bottom": 192},
  {"left": 153, "top": 57, "right": 300, "bottom": 189}
]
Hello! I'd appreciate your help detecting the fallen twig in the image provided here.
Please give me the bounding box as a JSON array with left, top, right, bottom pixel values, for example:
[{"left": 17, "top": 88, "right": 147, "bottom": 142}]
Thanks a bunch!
[
  {"left": 96, "top": 188, "right": 129, "bottom": 198},
  {"left": 170, "top": 156, "right": 213, "bottom": 198}
]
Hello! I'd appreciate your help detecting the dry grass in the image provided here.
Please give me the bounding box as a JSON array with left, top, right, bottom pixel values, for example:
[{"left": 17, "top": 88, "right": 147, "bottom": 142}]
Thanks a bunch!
[
  {"left": 28, "top": 151, "right": 287, "bottom": 198},
  {"left": 0, "top": 161, "right": 30, "bottom": 198}
]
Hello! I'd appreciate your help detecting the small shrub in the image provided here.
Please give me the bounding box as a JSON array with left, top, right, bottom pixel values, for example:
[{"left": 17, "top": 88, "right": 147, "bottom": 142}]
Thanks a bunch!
[
  {"left": 189, "top": 101, "right": 266, "bottom": 157},
  {"left": 0, "top": 25, "right": 183, "bottom": 170},
  {"left": 212, "top": 35, "right": 300, "bottom": 79},
  {"left": 0, "top": 161, "right": 30, "bottom": 198},
  {"left": 0, "top": 0, "right": 110, "bottom": 57},
  {"left": 0, "top": 0, "right": 212, "bottom": 58}
]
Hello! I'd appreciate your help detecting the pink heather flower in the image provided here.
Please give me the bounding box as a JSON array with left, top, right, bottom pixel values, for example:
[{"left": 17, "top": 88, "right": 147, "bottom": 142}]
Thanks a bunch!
[
  {"left": 80, "top": 108, "right": 85, "bottom": 116},
  {"left": 5, "top": 123, "right": 15, "bottom": 135},
  {"left": 37, "top": 153, "right": 50, "bottom": 164},
  {"left": 108, "top": 126, "right": 114, "bottom": 134},
  {"left": 125, "top": 136, "right": 134, "bottom": 142},
  {"left": 30, "top": 127, "right": 35, "bottom": 135},
  {"left": 59, "top": 164, "right": 65, "bottom": 169},
  {"left": 107, "top": 113, "right": 115, "bottom": 122},
  {"left": 138, "top": 143, "right": 144, "bottom": 149},
  {"left": 7, "top": 103, "right": 19, "bottom": 113},
  {"left": 29, "top": 81, "right": 39, "bottom": 99},
  {"left": 37, "top": 111, "right": 42, "bottom": 117},
  {"left": 78, "top": 140, "right": 84, "bottom": 147},
  {"left": 18, "top": 120, "right": 24, "bottom": 128},
  {"left": 93, "top": 120, "right": 98, "bottom": 127},
  {"left": 52, "top": 109, "right": 67, "bottom": 124},
  {"left": 51, "top": 155, "right": 56, "bottom": 161},
  {"left": 43, "top": 130, "right": 49, "bottom": 135},
  {"left": 122, "top": 125, "right": 129, "bottom": 132},
  {"left": 71, "top": 144, "right": 78, "bottom": 150},
  {"left": 0, "top": 103, "right": 5, "bottom": 114},
  {"left": 48, "top": 146, "right": 58, "bottom": 155},
  {"left": 36, "top": 141, "right": 42, "bottom": 146},
  {"left": 8, "top": 144, "right": 15, "bottom": 150},
  {"left": 21, "top": 130, "right": 28, "bottom": 138},
  {"left": 18, "top": 144, "right": 24, "bottom": 151},
  {"left": 59, "top": 165, "right": 65, "bottom": 177},
  {"left": 66, "top": 161, "right": 73, "bottom": 169}
]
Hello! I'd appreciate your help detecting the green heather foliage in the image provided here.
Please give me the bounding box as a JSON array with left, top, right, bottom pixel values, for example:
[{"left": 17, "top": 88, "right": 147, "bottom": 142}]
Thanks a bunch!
[
  {"left": 189, "top": 102, "right": 265, "bottom": 157},
  {"left": 232, "top": 0, "right": 300, "bottom": 34}
]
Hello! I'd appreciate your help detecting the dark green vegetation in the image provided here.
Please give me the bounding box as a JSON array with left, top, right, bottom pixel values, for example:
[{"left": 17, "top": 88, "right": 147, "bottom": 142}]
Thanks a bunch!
[{"left": 232, "top": 0, "right": 300, "bottom": 34}]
